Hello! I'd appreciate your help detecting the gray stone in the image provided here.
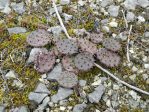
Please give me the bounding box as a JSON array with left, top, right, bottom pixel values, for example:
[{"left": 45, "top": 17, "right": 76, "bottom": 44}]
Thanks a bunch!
[
  {"left": 108, "top": 5, "right": 120, "bottom": 17},
  {"left": 124, "top": 0, "right": 138, "bottom": 10},
  {"left": 63, "top": 13, "right": 72, "bottom": 21},
  {"left": 0, "top": 105, "right": 5, "bottom": 112},
  {"left": 11, "top": 2, "right": 25, "bottom": 14},
  {"left": 0, "top": 0, "right": 9, "bottom": 9},
  {"left": 101, "top": 0, "right": 113, "bottom": 7},
  {"left": 37, "top": 96, "right": 50, "bottom": 110},
  {"left": 49, "top": 6, "right": 62, "bottom": 15},
  {"left": 126, "top": 12, "right": 135, "bottom": 22},
  {"left": 60, "top": 0, "right": 70, "bottom": 5},
  {"left": 47, "top": 63, "right": 62, "bottom": 81},
  {"left": 59, "top": 99, "right": 68, "bottom": 106},
  {"left": 88, "top": 85, "right": 105, "bottom": 103},
  {"left": 79, "top": 80, "right": 87, "bottom": 87},
  {"left": 128, "top": 99, "right": 139, "bottom": 108},
  {"left": 8, "top": 27, "right": 27, "bottom": 34},
  {"left": 144, "top": 32, "right": 149, "bottom": 38},
  {"left": 73, "top": 103, "right": 87, "bottom": 112},
  {"left": 27, "top": 48, "right": 48, "bottom": 64},
  {"left": 5, "top": 70, "right": 17, "bottom": 79},
  {"left": 51, "top": 87, "right": 73, "bottom": 103},
  {"left": 35, "top": 83, "right": 50, "bottom": 94},
  {"left": 19, "top": 106, "right": 29, "bottom": 112},
  {"left": 137, "top": 0, "right": 149, "bottom": 8},
  {"left": 28, "top": 92, "right": 48, "bottom": 104},
  {"left": 48, "top": 26, "right": 63, "bottom": 36}
]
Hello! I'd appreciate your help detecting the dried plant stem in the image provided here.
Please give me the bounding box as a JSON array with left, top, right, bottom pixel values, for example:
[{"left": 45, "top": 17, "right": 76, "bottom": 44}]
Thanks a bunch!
[
  {"left": 127, "top": 25, "right": 132, "bottom": 62},
  {"left": 52, "top": 0, "right": 71, "bottom": 39},
  {"left": 52, "top": 1, "right": 149, "bottom": 95},
  {"left": 121, "top": 10, "right": 128, "bottom": 28}
]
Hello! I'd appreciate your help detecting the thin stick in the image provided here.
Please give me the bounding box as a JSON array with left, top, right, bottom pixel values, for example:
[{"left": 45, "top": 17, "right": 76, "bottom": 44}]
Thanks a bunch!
[
  {"left": 52, "top": 1, "right": 149, "bottom": 96},
  {"left": 121, "top": 10, "right": 128, "bottom": 28},
  {"left": 52, "top": 0, "right": 71, "bottom": 39},
  {"left": 94, "top": 63, "right": 149, "bottom": 95},
  {"left": 127, "top": 25, "right": 132, "bottom": 62}
]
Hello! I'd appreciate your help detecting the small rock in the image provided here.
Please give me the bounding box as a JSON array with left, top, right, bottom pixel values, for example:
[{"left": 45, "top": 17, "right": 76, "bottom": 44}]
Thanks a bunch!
[
  {"left": 95, "top": 109, "right": 100, "bottom": 112},
  {"left": 144, "top": 64, "right": 149, "bottom": 69},
  {"left": 129, "top": 74, "right": 136, "bottom": 81},
  {"left": 88, "top": 85, "right": 105, "bottom": 103},
  {"left": 35, "top": 83, "right": 50, "bottom": 94},
  {"left": 73, "top": 28, "right": 89, "bottom": 37},
  {"left": 123, "top": 0, "right": 138, "bottom": 10},
  {"left": 113, "top": 84, "right": 120, "bottom": 90},
  {"left": 73, "top": 103, "right": 87, "bottom": 112},
  {"left": 37, "top": 96, "right": 50, "bottom": 110},
  {"left": 5, "top": 70, "right": 17, "bottom": 79},
  {"left": 78, "top": 0, "right": 86, "bottom": 6},
  {"left": 142, "top": 74, "right": 148, "bottom": 80},
  {"left": 132, "top": 66, "right": 138, "bottom": 72},
  {"left": 63, "top": 13, "right": 72, "bottom": 21},
  {"left": 137, "top": 0, "right": 149, "bottom": 8},
  {"left": 146, "top": 79, "right": 149, "bottom": 84},
  {"left": 0, "top": 105, "right": 5, "bottom": 112},
  {"left": 109, "top": 21, "right": 118, "bottom": 27},
  {"left": 11, "top": 2, "right": 25, "bottom": 14},
  {"left": 129, "top": 90, "right": 138, "bottom": 100},
  {"left": 60, "top": 106, "right": 66, "bottom": 111},
  {"left": 142, "top": 56, "right": 148, "bottom": 62},
  {"left": 102, "top": 26, "right": 110, "bottom": 32},
  {"left": 51, "top": 87, "right": 73, "bottom": 103},
  {"left": 47, "top": 63, "right": 62, "bottom": 81},
  {"left": 12, "top": 79, "right": 24, "bottom": 88},
  {"left": 59, "top": 99, "right": 68, "bottom": 106},
  {"left": 128, "top": 99, "right": 139, "bottom": 108},
  {"left": 79, "top": 80, "right": 87, "bottom": 87},
  {"left": 106, "top": 99, "right": 111, "bottom": 107},
  {"left": 48, "top": 102, "right": 54, "bottom": 107},
  {"left": 101, "top": 0, "right": 112, "bottom": 7},
  {"left": 28, "top": 92, "right": 48, "bottom": 104},
  {"left": 137, "top": 16, "right": 145, "bottom": 23},
  {"left": 8, "top": 27, "right": 27, "bottom": 34},
  {"left": 108, "top": 5, "right": 120, "bottom": 17},
  {"left": 48, "top": 26, "right": 63, "bottom": 36},
  {"left": 60, "top": 0, "right": 70, "bottom": 5},
  {"left": 144, "top": 32, "right": 149, "bottom": 38},
  {"left": 0, "top": 0, "right": 11, "bottom": 14},
  {"left": 67, "top": 106, "right": 73, "bottom": 110},
  {"left": 18, "top": 106, "right": 29, "bottom": 112},
  {"left": 92, "top": 77, "right": 107, "bottom": 86},
  {"left": 126, "top": 12, "right": 135, "bottom": 22}
]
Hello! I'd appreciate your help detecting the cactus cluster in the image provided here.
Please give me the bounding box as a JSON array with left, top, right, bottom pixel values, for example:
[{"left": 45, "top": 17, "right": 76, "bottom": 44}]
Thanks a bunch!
[
  {"left": 34, "top": 50, "right": 56, "bottom": 73},
  {"left": 27, "top": 29, "right": 51, "bottom": 47},
  {"left": 78, "top": 38, "right": 97, "bottom": 54},
  {"left": 103, "top": 38, "right": 121, "bottom": 52},
  {"left": 26, "top": 29, "right": 122, "bottom": 88},
  {"left": 96, "top": 48, "right": 120, "bottom": 67},
  {"left": 56, "top": 39, "right": 78, "bottom": 55},
  {"left": 74, "top": 52, "right": 95, "bottom": 71},
  {"left": 90, "top": 33, "right": 103, "bottom": 44}
]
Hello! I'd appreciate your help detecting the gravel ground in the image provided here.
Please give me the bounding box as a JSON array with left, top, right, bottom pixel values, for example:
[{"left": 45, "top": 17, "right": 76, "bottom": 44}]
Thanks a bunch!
[{"left": 0, "top": 0, "right": 149, "bottom": 112}]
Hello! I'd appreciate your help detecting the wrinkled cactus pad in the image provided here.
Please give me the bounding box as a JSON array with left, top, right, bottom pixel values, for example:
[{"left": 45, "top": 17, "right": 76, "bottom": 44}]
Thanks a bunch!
[
  {"left": 103, "top": 38, "right": 121, "bottom": 52},
  {"left": 96, "top": 48, "right": 120, "bottom": 67},
  {"left": 34, "top": 50, "right": 56, "bottom": 73},
  {"left": 57, "top": 71, "right": 78, "bottom": 88},
  {"left": 27, "top": 29, "right": 51, "bottom": 47},
  {"left": 62, "top": 56, "right": 78, "bottom": 73},
  {"left": 90, "top": 33, "right": 103, "bottom": 44},
  {"left": 74, "top": 52, "right": 95, "bottom": 71},
  {"left": 78, "top": 39, "right": 97, "bottom": 54},
  {"left": 56, "top": 39, "right": 78, "bottom": 55}
]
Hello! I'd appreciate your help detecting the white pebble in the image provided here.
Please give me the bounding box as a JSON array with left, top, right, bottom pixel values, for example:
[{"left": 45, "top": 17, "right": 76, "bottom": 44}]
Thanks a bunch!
[
  {"left": 144, "top": 64, "right": 149, "bottom": 69},
  {"left": 109, "top": 21, "right": 118, "bottom": 27},
  {"left": 60, "top": 106, "right": 66, "bottom": 111}
]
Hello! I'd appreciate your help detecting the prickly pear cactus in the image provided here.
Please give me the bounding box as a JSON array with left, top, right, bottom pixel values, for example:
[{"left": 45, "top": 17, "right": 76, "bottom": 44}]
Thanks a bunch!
[
  {"left": 34, "top": 50, "right": 56, "bottom": 73},
  {"left": 56, "top": 39, "right": 78, "bottom": 55},
  {"left": 27, "top": 29, "right": 51, "bottom": 47},
  {"left": 57, "top": 71, "right": 78, "bottom": 88},
  {"left": 102, "top": 38, "right": 121, "bottom": 52},
  {"left": 74, "top": 52, "right": 94, "bottom": 71},
  {"left": 78, "top": 39, "right": 97, "bottom": 54},
  {"left": 96, "top": 48, "right": 120, "bottom": 67},
  {"left": 62, "top": 56, "right": 78, "bottom": 73},
  {"left": 90, "top": 33, "right": 103, "bottom": 44}
]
